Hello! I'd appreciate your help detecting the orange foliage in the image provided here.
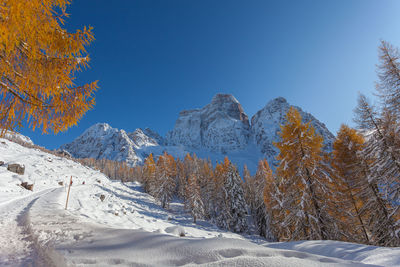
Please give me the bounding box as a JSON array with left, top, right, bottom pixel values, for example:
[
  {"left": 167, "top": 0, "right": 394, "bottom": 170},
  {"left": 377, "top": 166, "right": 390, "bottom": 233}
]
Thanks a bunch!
[{"left": 0, "top": 0, "right": 97, "bottom": 134}]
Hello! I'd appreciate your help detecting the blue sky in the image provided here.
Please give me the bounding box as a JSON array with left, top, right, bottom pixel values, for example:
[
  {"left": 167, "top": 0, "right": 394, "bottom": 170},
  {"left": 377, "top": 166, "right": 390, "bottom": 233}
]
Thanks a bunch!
[{"left": 21, "top": 0, "right": 400, "bottom": 148}]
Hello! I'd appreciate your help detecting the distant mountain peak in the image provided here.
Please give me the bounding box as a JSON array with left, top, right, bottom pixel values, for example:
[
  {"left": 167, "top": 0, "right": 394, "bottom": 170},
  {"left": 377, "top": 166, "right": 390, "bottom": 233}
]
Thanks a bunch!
[
  {"left": 89, "top": 122, "right": 112, "bottom": 131},
  {"left": 211, "top": 93, "right": 239, "bottom": 104},
  {"left": 61, "top": 94, "right": 334, "bottom": 171},
  {"left": 268, "top": 97, "right": 287, "bottom": 105},
  {"left": 166, "top": 94, "right": 250, "bottom": 152}
]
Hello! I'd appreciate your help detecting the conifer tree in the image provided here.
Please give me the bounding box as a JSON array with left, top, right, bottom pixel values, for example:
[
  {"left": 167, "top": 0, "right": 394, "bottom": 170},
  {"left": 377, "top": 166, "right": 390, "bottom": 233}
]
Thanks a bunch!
[
  {"left": 354, "top": 42, "right": 400, "bottom": 204},
  {"left": 212, "top": 159, "right": 229, "bottom": 228},
  {"left": 244, "top": 161, "right": 274, "bottom": 239},
  {"left": 197, "top": 160, "right": 215, "bottom": 220},
  {"left": 263, "top": 161, "right": 281, "bottom": 241},
  {"left": 274, "top": 107, "right": 333, "bottom": 241},
  {"left": 376, "top": 40, "right": 400, "bottom": 116},
  {"left": 214, "top": 157, "right": 248, "bottom": 233},
  {"left": 330, "top": 124, "right": 370, "bottom": 243},
  {"left": 155, "top": 152, "right": 177, "bottom": 209},
  {"left": 185, "top": 173, "right": 205, "bottom": 223},
  {"left": 0, "top": 0, "right": 98, "bottom": 135},
  {"left": 242, "top": 165, "right": 254, "bottom": 218},
  {"left": 176, "top": 158, "right": 187, "bottom": 198},
  {"left": 354, "top": 96, "right": 400, "bottom": 246},
  {"left": 143, "top": 154, "right": 156, "bottom": 194}
]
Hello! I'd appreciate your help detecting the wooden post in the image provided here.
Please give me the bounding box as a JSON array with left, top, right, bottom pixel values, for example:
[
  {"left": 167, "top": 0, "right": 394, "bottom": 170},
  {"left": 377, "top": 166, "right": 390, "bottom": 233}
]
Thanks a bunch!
[{"left": 65, "top": 176, "right": 72, "bottom": 210}]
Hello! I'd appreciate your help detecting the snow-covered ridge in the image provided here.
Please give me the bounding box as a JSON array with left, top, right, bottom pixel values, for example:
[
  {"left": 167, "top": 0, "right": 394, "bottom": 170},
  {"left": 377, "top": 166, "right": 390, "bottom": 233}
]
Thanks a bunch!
[{"left": 61, "top": 94, "right": 335, "bottom": 170}]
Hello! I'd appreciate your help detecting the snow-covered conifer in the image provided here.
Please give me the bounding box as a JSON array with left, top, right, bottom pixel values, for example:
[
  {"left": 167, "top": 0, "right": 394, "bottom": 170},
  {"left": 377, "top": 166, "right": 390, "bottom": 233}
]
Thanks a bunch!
[
  {"left": 154, "top": 152, "right": 177, "bottom": 209},
  {"left": 143, "top": 153, "right": 156, "bottom": 194},
  {"left": 330, "top": 125, "right": 371, "bottom": 244},
  {"left": 244, "top": 161, "right": 275, "bottom": 239},
  {"left": 274, "top": 107, "right": 334, "bottom": 241},
  {"left": 185, "top": 173, "right": 205, "bottom": 223},
  {"left": 214, "top": 158, "right": 248, "bottom": 233},
  {"left": 353, "top": 93, "right": 400, "bottom": 246}
]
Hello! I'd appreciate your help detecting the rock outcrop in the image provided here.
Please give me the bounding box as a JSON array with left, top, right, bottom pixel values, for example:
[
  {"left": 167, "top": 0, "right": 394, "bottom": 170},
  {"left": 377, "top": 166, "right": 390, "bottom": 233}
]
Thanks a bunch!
[
  {"left": 60, "top": 123, "right": 141, "bottom": 166},
  {"left": 166, "top": 94, "right": 251, "bottom": 153},
  {"left": 251, "top": 97, "right": 334, "bottom": 166}
]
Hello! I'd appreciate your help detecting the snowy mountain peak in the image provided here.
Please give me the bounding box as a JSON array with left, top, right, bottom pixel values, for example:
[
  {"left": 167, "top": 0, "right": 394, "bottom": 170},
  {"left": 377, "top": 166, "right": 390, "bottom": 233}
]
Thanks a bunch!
[
  {"left": 61, "top": 123, "right": 141, "bottom": 166},
  {"left": 251, "top": 97, "right": 334, "bottom": 166},
  {"left": 86, "top": 122, "right": 113, "bottom": 133},
  {"left": 61, "top": 95, "right": 334, "bottom": 171},
  {"left": 211, "top": 93, "right": 239, "bottom": 104},
  {"left": 209, "top": 93, "right": 249, "bottom": 124},
  {"left": 166, "top": 94, "right": 251, "bottom": 152}
]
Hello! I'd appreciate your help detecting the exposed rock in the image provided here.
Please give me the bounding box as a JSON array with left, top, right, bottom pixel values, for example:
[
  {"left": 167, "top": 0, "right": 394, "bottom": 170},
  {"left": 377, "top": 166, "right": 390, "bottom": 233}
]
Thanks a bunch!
[
  {"left": 128, "top": 128, "right": 159, "bottom": 148},
  {"left": 55, "top": 149, "right": 72, "bottom": 158},
  {"left": 7, "top": 163, "right": 25, "bottom": 175},
  {"left": 100, "top": 194, "right": 105, "bottom": 202},
  {"left": 166, "top": 94, "right": 251, "bottom": 153},
  {"left": 26, "top": 184, "right": 34, "bottom": 191},
  {"left": 20, "top": 182, "right": 33, "bottom": 191},
  {"left": 251, "top": 97, "right": 335, "bottom": 166},
  {"left": 143, "top": 128, "right": 165, "bottom": 145},
  {"left": 60, "top": 123, "right": 141, "bottom": 166},
  {"left": 0, "top": 161, "right": 4, "bottom": 166}
]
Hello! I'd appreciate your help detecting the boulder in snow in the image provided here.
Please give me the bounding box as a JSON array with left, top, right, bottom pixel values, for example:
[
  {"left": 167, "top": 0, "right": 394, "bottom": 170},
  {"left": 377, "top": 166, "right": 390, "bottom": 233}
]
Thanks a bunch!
[
  {"left": 7, "top": 163, "right": 25, "bottom": 175},
  {"left": 20, "top": 182, "right": 33, "bottom": 191}
]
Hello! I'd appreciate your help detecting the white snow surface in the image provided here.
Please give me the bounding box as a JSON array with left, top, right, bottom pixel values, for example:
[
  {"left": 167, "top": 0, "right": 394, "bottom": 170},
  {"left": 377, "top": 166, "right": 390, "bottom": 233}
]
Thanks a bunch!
[{"left": 1, "top": 138, "right": 399, "bottom": 266}]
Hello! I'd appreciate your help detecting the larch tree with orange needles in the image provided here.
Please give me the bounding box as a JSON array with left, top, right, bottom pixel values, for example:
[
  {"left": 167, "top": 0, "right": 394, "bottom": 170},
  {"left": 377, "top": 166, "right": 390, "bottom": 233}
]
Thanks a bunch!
[
  {"left": 330, "top": 124, "right": 370, "bottom": 244},
  {"left": 0, "top": 0, "right": 98, "bottom": 135},
  {"left": 274, "top": 107, "right": 334, "bottom": 241}
]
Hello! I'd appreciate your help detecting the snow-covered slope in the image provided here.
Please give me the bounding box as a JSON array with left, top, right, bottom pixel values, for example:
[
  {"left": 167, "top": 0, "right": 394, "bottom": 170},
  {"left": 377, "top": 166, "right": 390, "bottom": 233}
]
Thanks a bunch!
[
  {"left": 1, "top": 137, "right": 399, "bottom": 266},
  {"left": 251, "top": 97, "right": 335, "bottom": 166},
  {"left": 61, "top": 94, "right": 335, "bottom": 171}
]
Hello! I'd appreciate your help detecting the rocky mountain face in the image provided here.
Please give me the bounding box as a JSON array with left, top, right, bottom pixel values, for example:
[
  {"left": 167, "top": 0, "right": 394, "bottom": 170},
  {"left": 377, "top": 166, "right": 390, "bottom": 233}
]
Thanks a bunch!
[
  {"left": 166, "top": 94, "right": 250, "bottom": 153},
  {"left": 61, "top": 94, "right": 335, "bottom": 170},
  {"left": 60, "top": 123, "right": 160, "bottom": 166},
  {"left": 251, "top": 97, "right": 334, "bottom": 165}
]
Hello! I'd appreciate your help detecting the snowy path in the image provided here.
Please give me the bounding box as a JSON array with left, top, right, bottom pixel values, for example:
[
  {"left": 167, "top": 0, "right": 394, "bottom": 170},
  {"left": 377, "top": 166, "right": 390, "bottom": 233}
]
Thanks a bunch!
[
  {"left": 25, "top": 188, "right": 371, "bottom": 267},
  {"left": 0, "top": 188, "right": 57, "bottom": 266}
]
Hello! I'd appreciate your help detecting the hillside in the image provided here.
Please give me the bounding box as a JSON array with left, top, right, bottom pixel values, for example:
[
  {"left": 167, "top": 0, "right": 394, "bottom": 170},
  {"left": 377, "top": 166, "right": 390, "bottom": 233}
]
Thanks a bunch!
[{"left": 0, "top": 137, "right": 399, "bottom": 266}]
